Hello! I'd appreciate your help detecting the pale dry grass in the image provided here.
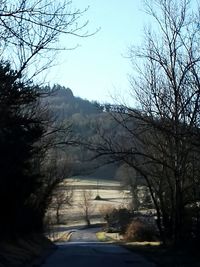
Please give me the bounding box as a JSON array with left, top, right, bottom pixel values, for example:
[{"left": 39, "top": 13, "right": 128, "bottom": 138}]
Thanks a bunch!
[
  {"left": 47, "top": 178, "right": 132, "bottom": 226},
  {"left": 47, "top": 231, "right": 72, "bottom": 242}
]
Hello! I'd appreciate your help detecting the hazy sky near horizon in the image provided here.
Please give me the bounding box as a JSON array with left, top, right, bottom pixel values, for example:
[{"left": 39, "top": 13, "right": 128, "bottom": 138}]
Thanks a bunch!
[{"left": 47, "top": 1, "right": 146, "bottom": 103}]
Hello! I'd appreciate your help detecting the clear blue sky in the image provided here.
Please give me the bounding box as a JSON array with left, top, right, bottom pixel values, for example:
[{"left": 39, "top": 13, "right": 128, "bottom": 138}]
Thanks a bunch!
[{"left": 47, "top": 0, "right": 146, "bottom": 103}]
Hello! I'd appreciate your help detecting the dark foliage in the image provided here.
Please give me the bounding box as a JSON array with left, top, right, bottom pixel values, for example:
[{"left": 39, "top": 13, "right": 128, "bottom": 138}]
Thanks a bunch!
[
  {"left": 0, "top": 62, "right": 48, "bottom": 237},
  {"left": 104, "top": 208, "right": 134, "bottom": 234}
]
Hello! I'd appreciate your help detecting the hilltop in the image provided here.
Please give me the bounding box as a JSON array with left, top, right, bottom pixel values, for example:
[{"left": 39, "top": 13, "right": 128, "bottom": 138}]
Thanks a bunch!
[{"left": 43, "top": 84, "right": 120, "bottom": 180}]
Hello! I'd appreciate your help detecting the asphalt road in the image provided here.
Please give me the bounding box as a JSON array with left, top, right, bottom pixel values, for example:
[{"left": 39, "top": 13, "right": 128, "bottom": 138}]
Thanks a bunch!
[
  {"left": 69, "top": 227, "right": 101, "bottom": 242},
  {"left": 40, "top": 228, "right": 156, "bottom": 267}
]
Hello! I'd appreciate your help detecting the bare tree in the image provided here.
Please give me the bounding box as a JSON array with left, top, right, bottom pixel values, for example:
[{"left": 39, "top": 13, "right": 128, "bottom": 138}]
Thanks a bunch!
[
  {"left": 127, "top": 0, "right": 200, "bottom": 244},
  {"left": 78, "top": 190, "right": 94, "bottom": 227},
  {"left": 115, "top": 163, "right": 140, "bottom": 210},
  {"left": 0, "top": 0, "right": 94, "bottom": 80},
  {"left": 85, "top": 0, "right": 200, "bottom": 245},
  {"left": 51, "top": 185, "right": 73, "bottom": 224},
  {"left": 34, "top": 146, "right": 73, "bottom": 229}
]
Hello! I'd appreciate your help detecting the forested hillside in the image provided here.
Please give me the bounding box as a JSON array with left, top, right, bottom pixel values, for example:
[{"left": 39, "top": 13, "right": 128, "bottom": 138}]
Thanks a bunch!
[
  {"left": 45, "top": 84, "right": 103, "bottom": 118},
  {"left": 44, "top": 84, "right": 120, "bottom": 180}
]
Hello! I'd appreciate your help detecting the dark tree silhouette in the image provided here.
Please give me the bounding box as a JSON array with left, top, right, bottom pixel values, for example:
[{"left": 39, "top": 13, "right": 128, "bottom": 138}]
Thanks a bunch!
[{"left": 0, "top": 62, "right": 46, "bottom": 236}]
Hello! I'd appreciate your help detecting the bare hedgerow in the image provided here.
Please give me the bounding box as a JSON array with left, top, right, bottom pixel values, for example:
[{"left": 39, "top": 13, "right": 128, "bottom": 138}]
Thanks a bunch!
[{"left": 124, "top": 218, "right": 158, "bottom": 242}]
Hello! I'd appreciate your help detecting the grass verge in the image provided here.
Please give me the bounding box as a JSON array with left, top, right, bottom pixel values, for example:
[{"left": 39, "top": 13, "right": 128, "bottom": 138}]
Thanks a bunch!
[
  {"left": 96, "top": 232, "right": 112, "bottom": 242},
  {"left": 96, "top": 232, "right": 120, "bottom": 242}
]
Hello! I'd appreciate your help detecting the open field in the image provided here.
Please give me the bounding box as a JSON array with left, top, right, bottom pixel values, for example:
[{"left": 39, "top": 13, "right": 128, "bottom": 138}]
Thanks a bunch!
[
  {"left": 47, "top": 177, "right": 132, "bottom": 226},
  {"left": 61, "top": 178, "right": 124, "bottom": 190}
]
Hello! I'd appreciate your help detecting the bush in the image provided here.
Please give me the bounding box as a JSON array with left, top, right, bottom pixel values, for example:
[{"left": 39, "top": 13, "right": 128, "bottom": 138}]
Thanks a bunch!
[
  {"left": 124, "top": 218, "right": 157, "bottom": 242},
  {"left": 104, "top": 208, "right": 134, "bottom": 234}
]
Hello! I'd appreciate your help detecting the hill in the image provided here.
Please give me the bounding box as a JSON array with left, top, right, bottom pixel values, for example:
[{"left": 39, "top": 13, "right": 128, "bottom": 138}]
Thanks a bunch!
[
  {"left": 43, "top": 84, "right": 120, "bottom": 180},
  {"left": 45, "top": 84, "right": 103, "bottom": 118}
]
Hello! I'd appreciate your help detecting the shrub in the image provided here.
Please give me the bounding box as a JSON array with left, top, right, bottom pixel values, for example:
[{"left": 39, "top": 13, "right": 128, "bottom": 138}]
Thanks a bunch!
[
  {"left": 104, "top": 208, "right": 134, "bottom": 234},
  {"left": 124, "top": 218, "right": 157, "bottom": 242}
]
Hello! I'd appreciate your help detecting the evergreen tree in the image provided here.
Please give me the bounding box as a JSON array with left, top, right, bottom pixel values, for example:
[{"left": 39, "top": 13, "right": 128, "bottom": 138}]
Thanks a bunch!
[{"left": 0, "top": 61, "right": 47, "bottom": 236}]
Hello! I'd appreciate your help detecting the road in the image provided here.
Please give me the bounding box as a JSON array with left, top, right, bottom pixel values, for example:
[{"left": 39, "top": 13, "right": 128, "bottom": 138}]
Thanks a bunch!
[
  {"left": 69, "top": 227, "right": 100, "bottom": 242},
  {"left": 40, "top": 228, "right": 156, "bottom": 267}
]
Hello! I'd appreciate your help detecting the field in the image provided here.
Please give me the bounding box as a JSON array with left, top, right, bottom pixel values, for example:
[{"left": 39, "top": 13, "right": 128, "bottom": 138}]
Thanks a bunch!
[
  {"left": 47, "top": 177, "right": 132, "bottom": 227},
  {"left": 46, "top": 179, "right": 200, "bottom": 267}
]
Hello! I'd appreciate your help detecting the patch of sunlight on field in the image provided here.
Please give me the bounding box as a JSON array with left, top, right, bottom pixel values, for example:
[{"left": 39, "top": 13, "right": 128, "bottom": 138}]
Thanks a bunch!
[
  {"left": 62, "top": 177, "right": 122, "bottom": 187},
  {"left": 48, "top": 177, "right": 132, "bottom": 226}
]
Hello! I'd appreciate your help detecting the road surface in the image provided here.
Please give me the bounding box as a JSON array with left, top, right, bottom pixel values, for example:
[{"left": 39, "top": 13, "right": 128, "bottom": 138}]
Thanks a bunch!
[
  {"left": 40, "top": 228, "right": 156, "bottom": 267},
  {"left": 69, "top": 227, "right": 100, "bottom": 242}
]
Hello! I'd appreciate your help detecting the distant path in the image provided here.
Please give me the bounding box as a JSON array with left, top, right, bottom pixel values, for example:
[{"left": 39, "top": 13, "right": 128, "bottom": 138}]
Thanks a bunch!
[{"left": 69, "top": 227, "right": 100, "bottom": 242}]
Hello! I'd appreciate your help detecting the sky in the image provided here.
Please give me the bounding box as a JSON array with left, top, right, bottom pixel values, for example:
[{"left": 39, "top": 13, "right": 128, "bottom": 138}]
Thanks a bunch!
[{"left": 47, "top": 0, "right": 146, "bottom": 103}]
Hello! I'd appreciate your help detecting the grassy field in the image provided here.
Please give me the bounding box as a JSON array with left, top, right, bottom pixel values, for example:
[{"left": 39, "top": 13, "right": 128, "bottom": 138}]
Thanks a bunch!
[
  {"left": 47, "top": 177, "right": 132, "bottom": 226},
  {"left": 61, "top": 177, "right": 123, "bottom": 189}
]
